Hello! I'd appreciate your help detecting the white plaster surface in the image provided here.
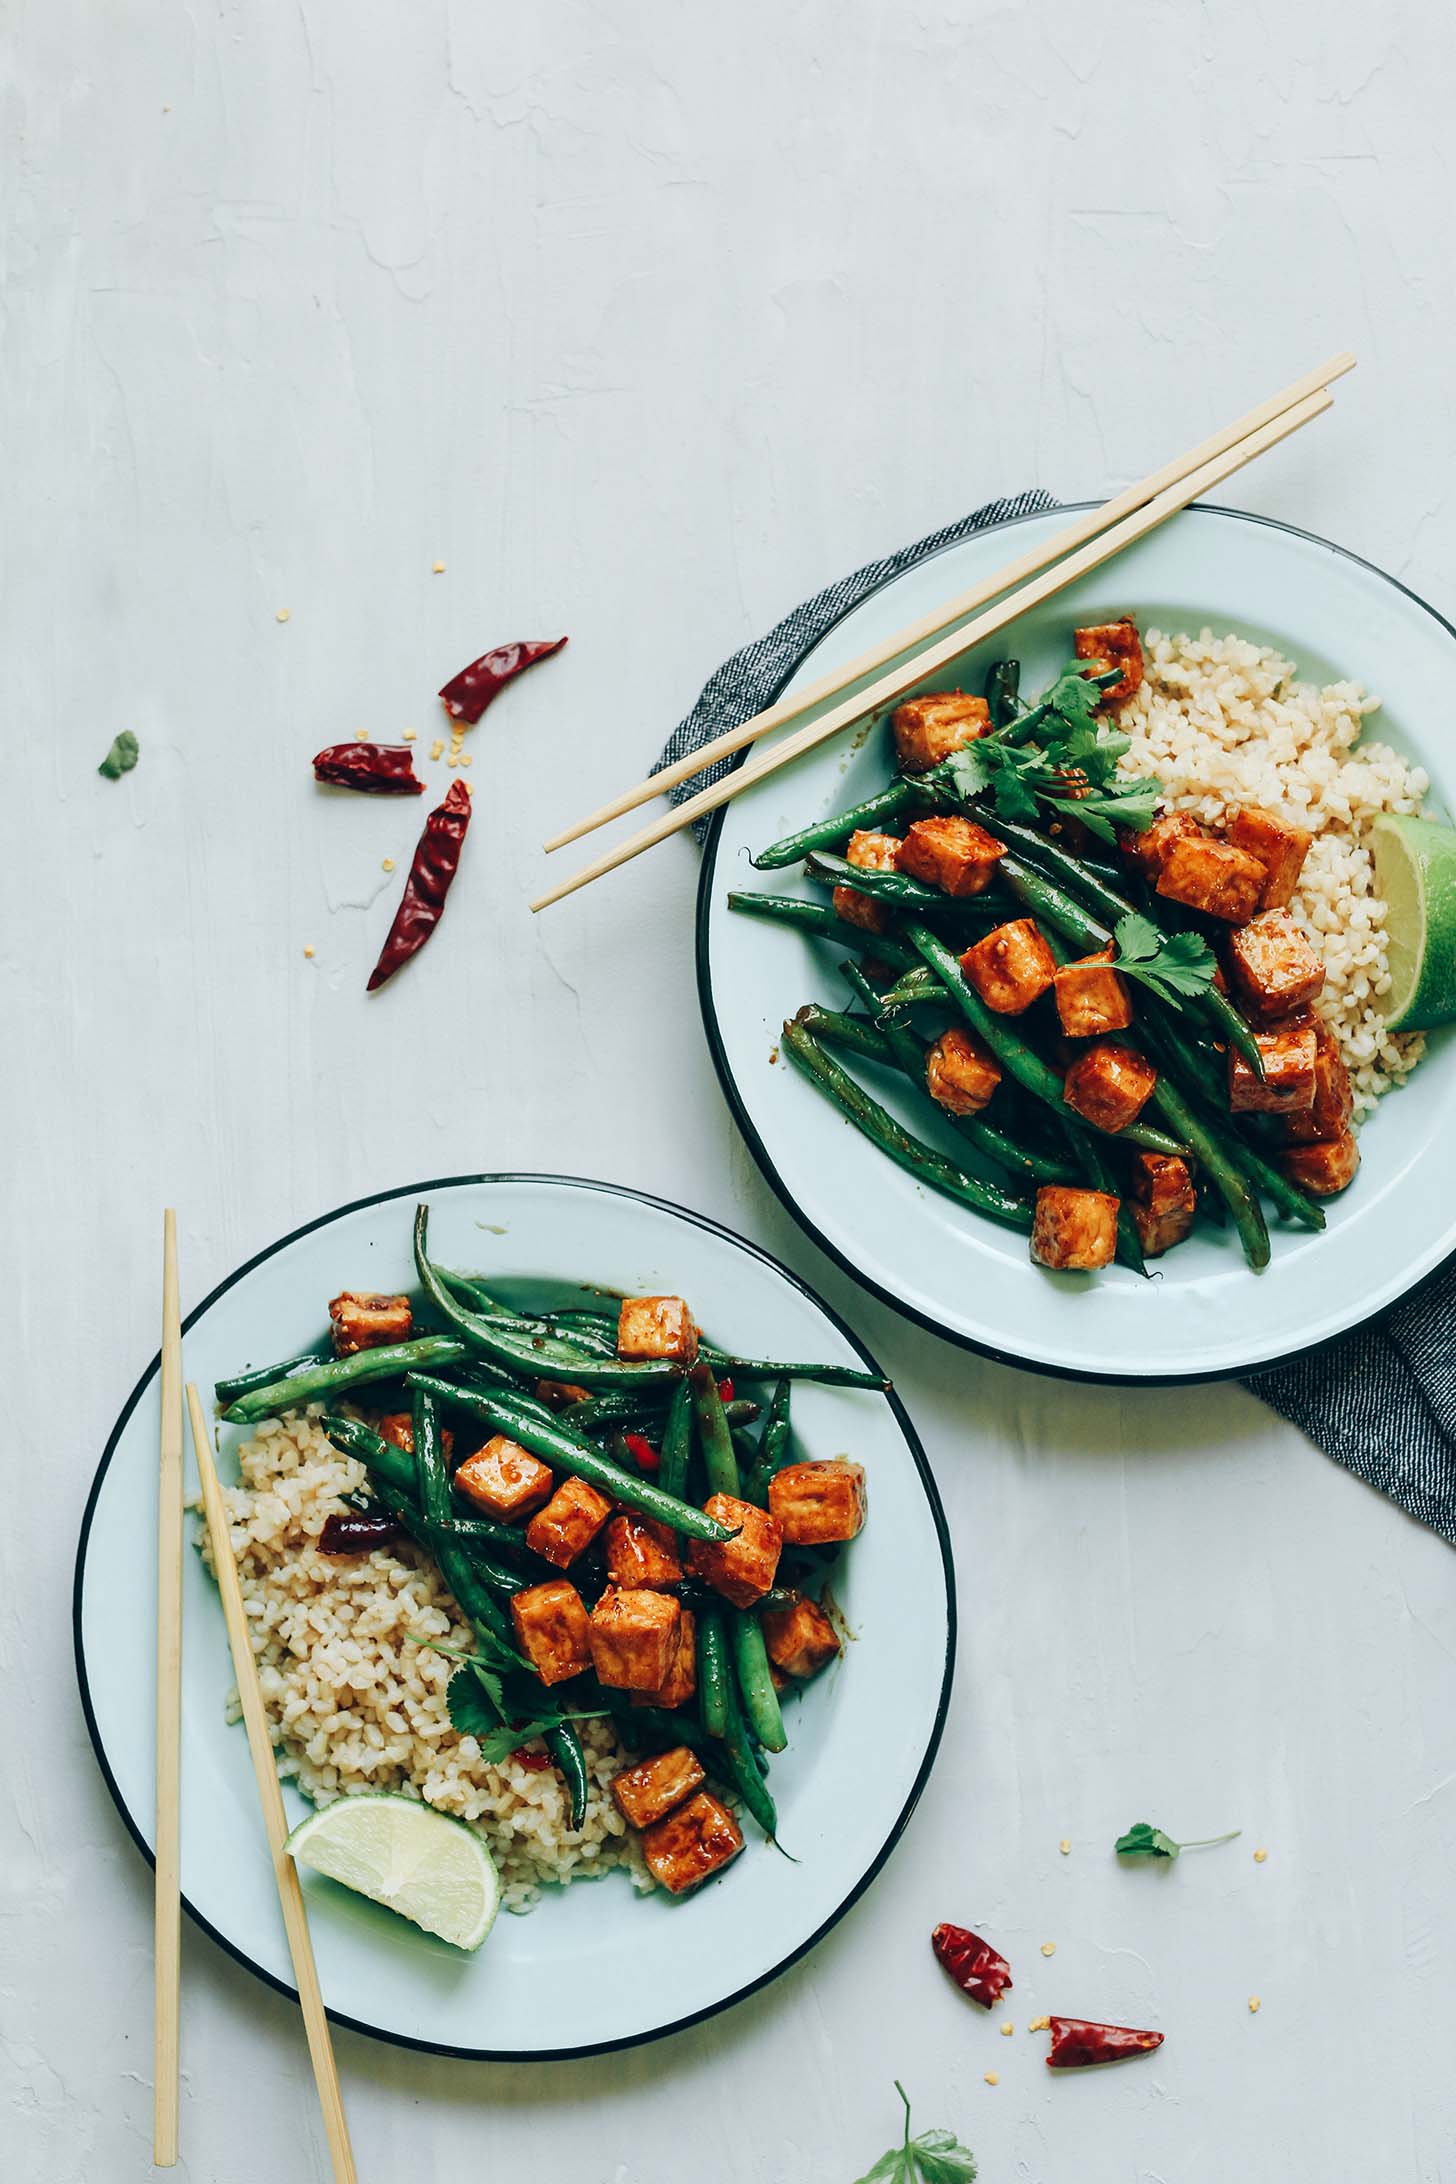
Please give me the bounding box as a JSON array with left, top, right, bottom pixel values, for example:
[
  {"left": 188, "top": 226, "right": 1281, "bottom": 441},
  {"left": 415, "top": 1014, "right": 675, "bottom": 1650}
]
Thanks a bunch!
[{"left": 6, "top": 4, "right": 1456, "bottom": 2179}]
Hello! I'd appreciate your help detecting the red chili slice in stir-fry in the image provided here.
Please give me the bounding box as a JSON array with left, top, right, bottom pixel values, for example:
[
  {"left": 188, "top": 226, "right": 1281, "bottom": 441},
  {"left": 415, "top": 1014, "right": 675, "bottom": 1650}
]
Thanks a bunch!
[
  {"left": 930, "top": 1923, "right": 1013, "bottom": 2007},
  {"left": 367, "top": 778, "right": 472, "bottom": 992},
  {"left": 318, "top": 1512, "right": 403, "bottom": 1554},
  {"left": 312, "top": 742, "right": 426, "bottom": 794},
  {"left": 438, "top": 637, "right": 568, "bottom": 725},
  {"left": 621, "top": 1432, "right": 660, "bottom": 1474},
  {"left": 1046, "top": 2017, "right": 1164, "bottom": 2068}
]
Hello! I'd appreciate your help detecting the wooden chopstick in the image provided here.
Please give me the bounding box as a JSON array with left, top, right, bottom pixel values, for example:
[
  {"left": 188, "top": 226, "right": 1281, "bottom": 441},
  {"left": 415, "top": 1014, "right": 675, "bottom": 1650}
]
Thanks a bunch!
[
  {"left": 187, "top": 1387, "right": 358, "bottom": 2184},
  {"left": 153, "top": 1212, "right": 184, "bottom": 2168},
  {"left": 531, "top": 382, "right": 1334, "bottom": 914},
  {"left": 541, "top": 351, "right": 1356, "bottom": 855}
]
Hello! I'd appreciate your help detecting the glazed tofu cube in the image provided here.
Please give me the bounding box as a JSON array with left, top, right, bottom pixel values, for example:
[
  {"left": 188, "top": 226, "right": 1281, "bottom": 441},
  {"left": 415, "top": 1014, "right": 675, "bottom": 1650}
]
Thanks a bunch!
[
  {"left": 1156, "top": 835, "right": 1267, "bottom": 924},
  {"left": 1031, "top": 1186, "right": 1120, "bottom": 1271},
  {"left": 1132, "top": 1197, "right": 1196, "bottom": 1257},
  {"left": 454, "top": 1434, "right": 554, "bottom": 1521},
  {"left": 1226, "top": 805, "right": 1313, "bottom": 909},
  {"left": 1062, "top": 1041, "right": 1158, "bottom": 1133},
  {"left": 926, "top": 1026, "right": 1001, "bottom": 1116},
  {"left": 642, "top": 1790, "right": 744, "bottom": 1895},
  {"left": 508, "top": 1579, "right": 592, "bottom": 1687},
  {"left": 524, "top": 1475, "right": 614, "bottom": 1567},
  {"left": 959, "top": 919, "right": 1058, "bottom": 1014},
  {"left": 1280, "top": 1129, "right": 1361, "bottom": 1196},
  {"left": 761, "top": 1595, "right": 841, "bottom": 1679},
  {"left": 616, "top": 1295, "right": 698, "bottom": 1365},
  {"left": 832, "top": 829, "right": 903, "bottom": 935},
  {"left": 588, "top": 1586, "right": 682, "bottom": 1692},
  {"left": 1053, "top": 948, "right": 1133, "bottom": 1038},
  {"left": 534, "top": 1378, "right": 592, "bottom": 1410},
  {"left": 768, "top": 1461, "right": 867, "bottom": 1546},
  {"left": 635, "top": 1607, "right": 697, "bottom": 1710},
  {"left": 1073, "top": 617, "right": 1145, "bottom": 705},
  {"left": 1283, "top": 1019, "right": 1355, "bottom": 1144},
  {"left": 328, "top": 1292, "right": 413, "bottom": 1357},
  {"left": 1119, "top": 810, "right": 1205, "bottom": 882},
  {"left": 687, "top": 1494, "right": 783, "bottom": 1607},
  {"left": 896, "top": 816, "right": 1006, "bottom": 898},
  {"left": 610, "top": 1746, "right": 706, "bottom": 1830},
  {"left": 1225, "top": 907, "right": 1326, "bottom": 1023},
  {"left": 1128, "top": 1151, "right": 1196, "bottom": 1220},
  {"left": 1228, "top": 1015, "right": 1317, "bottom": 1115},
  {"left": 891, "top": 689, "right": 990, "bottom": 773},
  {"left": 605, "top": 1513, "right": 683, "bottom": 1590}
]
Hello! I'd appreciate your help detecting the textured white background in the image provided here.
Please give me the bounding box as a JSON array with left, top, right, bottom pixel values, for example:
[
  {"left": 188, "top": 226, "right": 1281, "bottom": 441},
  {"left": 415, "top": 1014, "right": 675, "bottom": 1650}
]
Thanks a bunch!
[{"left": 6, "top": 3, "right": 1456, "bottom": 2179}]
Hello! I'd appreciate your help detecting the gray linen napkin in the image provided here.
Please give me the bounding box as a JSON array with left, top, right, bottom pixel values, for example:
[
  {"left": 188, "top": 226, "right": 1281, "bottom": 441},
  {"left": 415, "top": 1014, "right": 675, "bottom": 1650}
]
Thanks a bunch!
[{"left": 659, "top": 493, "right": 1456, "bottom": 1543}]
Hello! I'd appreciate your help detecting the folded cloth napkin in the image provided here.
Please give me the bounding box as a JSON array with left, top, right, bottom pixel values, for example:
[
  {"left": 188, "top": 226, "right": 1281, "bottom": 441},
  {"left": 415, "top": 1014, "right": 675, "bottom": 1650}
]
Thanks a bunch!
[{"left": 656, "top": 492, "right": 1456, "bottom": 1545}]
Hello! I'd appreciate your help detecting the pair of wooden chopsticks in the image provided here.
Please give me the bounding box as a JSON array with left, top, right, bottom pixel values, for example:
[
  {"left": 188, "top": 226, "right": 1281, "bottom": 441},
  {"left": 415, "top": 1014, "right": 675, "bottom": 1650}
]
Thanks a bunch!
[
  {"left": 530, "top": 352, "right": 1355, "bottom": 913},
  {"left": 153, "top": 1216, "right": 356, "bottom": 2181}
]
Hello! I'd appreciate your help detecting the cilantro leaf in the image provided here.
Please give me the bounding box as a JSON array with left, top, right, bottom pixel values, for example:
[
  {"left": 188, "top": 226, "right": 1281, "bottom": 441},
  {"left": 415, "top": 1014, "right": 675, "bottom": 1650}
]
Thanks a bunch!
[
  {"left": 98, "top": 730, "right": 139, "bottom": 780},
  {"left": 470, "top": 1711, "right": 610, "bottom": 1766},
  {"left": 940, "top": 743, "right": 992, "bottom": 800},
  {"left": 1116, "top": 1819, "right": 1241, "bottom": 1860},
  {"left": 1043, "top": 665, "right": 1104, "bottom": 737},
  {"left": 853, "top": 2085, "right": 976, "bottom": 2184},
  {"left": 1112, "top": 912, "right": 1217, "bottom": 1008},
  {"left": 446, "top": 1662, "right": 503, "bottom": 1738}
]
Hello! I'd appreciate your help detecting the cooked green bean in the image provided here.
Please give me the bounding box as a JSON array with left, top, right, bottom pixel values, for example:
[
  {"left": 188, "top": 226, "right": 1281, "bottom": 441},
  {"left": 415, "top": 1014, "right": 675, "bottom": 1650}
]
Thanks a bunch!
[
  {"left": 415, "top": 1205, "right": 677, "bottom": 1392},
  {"left": 657, "top": 1377, "right": 694, "bottom": 1508},
  {"left": 742, "top": 1379, "right": 793, "bottom": 1507},
  {"left": 752, "top": 778, "right": 923, "bottom": 869},
  {"left": 408, "top": 1374, "right": 738, "bottom": 1542},
  {"left": 546, "top": 1726, "right": 591, "bottom": 1830},
  {"left": 214, "top": 1346, "right": 330, "bottom": 1408},
  {"left": 223, "top": 1335, "right": 470, "bottom": 1423},
  {"left": 696, "top": 1339, "right": 887, "bottom": 1392},
  {"left": 731, "top": 1610, "right": 787, "bottom": 1752},
  {"left": 691, "top": 1364, "right": 741, "bottom": 1498},
  {"left": 697, "top": 1610, "right": 730, "bottom": 1739},
  {"left": 726, "top": 890, "right": 919, "bottom": 970},
  {"left": 1138, "top": 1014, "right": 1324, "bottom": 1233},
  {"left": 902, "top": 923, "right": 1190, "bottom": 1159},
  {"left": 984, "top": 657, "right": 1021, "bottom": 730},
  {"left": 804, "top": 849, "right": 957, "bottom": 912},
  {"left": 717, "top": 1668, "right": 780, "bottom": 1838},
  {"left": 782, "top": 1014, "right": 1035, "bottom": 1231},
  {"left": 1145, "top": 1073, "right": 1270, "bottom": 1271}
]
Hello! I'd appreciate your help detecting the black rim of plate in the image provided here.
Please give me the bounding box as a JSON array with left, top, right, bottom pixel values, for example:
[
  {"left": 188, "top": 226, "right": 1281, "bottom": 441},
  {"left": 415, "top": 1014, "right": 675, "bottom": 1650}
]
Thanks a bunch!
[
  {"left": 72, "top": 1171, "right": 956, "bottom": 2062},
  {"left": 696, "top": 499, "right": 1456, "bottom": 1387}
]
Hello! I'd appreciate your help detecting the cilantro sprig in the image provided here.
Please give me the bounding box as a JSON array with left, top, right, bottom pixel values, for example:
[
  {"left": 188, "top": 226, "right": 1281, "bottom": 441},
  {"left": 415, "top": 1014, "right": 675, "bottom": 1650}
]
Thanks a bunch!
[
  {"left": 1112, "top": 911, "right": 1217, "bottom": 1008},
  {"left": 1115, "top": 1820, "right": 1242, "bottom": 1861},
  {"left": 927, "top": 661, "right": 1162, "bottom": 846},
  {"left": 853, "top": 2085, "right": 977, "bottom": 2184}
]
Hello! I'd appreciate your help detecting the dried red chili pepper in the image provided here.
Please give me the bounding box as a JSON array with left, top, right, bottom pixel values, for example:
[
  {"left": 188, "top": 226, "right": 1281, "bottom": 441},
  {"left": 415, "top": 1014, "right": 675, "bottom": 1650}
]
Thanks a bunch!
[
  {"left": 622, "top": 1432, "right": 660, "bottom": 1474},
  {"left": 318, "top": 1511, "right": 402, "bottom": 1554},
  {"left": 439, "top": 637, "right": 568, "bottom": 725},
  {"left": 510, "top": 1746, "right": 553, "bottom": 1772},
  {"left": 930, "top": 1923, "right": 1013, "bottom": 2008},
  {"left": 716, "top": 1377, "right": 735, "bottom": 1403},
  {"left": 367, "top": 778, "right": 472, "bottom": 992},
  {"left": 1046, "top": 2018, "right": 1164, "bottom": 2069},
  {"left": 312, "top": 742, "right": 426, "bottom": 795}
]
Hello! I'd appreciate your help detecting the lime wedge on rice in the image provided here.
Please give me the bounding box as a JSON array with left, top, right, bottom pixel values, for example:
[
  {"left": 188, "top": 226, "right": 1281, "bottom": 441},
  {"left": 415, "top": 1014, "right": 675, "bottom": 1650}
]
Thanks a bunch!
[
  {"left": 1371, "top": 812, "right": 1456, "bottom": 1031},
  {"left": 285, "top": 1794, "right": 500, "bottom": 1951}
]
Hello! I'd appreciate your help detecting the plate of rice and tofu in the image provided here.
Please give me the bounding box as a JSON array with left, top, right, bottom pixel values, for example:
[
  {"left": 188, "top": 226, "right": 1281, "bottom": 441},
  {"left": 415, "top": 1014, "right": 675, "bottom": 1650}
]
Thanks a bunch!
[
  {"left": 699, "top": 502, "right": 1456, "bottom": 1380},
  {"left": 74, "top": 1175, "right": 953, "bottom": 2057}
]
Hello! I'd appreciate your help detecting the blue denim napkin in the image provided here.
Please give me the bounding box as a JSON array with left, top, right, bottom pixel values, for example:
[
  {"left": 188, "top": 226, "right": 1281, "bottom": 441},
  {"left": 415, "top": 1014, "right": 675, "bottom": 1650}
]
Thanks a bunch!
[{"left": 659, "top": 493, "right": 1456, "bottom": 1542}]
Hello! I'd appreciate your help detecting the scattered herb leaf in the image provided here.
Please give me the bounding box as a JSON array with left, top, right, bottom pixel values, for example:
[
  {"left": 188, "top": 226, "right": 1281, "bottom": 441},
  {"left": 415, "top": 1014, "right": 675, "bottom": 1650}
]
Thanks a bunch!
[
  {"left": 98, "top": 730, "right": 140, "bottom": 780},
  {"left": 853, "top": 2084, "right": 977, "bottom": 2184},
  {"left": 1112, "top": 912, "right": 1218, "bottom": 1007},
  {"left": 470, "top": 1711, "right": 611, "bottom": 1767},
  {"left": 1115, "top": 1819, "right": 1241, "bottom": 1860},
  {"left": 445, "top": 1662, "right": 502, "bottom": 1737}
]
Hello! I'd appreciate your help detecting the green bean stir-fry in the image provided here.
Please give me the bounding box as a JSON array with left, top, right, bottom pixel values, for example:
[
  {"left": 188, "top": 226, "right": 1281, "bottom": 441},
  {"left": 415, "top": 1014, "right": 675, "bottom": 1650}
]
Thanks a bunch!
[
  {"left": 736, "top": 617, "right": 1355, "bottom": 1277},
  {"left": 216, "top": 1204, "right": 877, "bottom": 1895}
]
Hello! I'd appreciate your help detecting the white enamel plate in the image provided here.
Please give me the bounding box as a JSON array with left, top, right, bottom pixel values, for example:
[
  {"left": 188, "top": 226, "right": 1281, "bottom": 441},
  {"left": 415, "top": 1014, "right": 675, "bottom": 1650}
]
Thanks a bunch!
[
  {"left": 698, "top": 505, "right": 1456, "bottom": 1381},
  {"left": 75, "top": 1176, "right": 953, "bottom": 2057}
]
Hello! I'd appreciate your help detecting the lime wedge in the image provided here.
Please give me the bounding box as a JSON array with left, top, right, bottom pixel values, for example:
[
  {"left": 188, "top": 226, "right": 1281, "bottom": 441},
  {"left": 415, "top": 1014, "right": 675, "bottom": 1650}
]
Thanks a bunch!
[
  {"left": 285, "top": 1793, "right": 501, "bottom": 1951},
  {"left": 1371, "top": 812, "right": 1456, "bottom": 1031}
]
